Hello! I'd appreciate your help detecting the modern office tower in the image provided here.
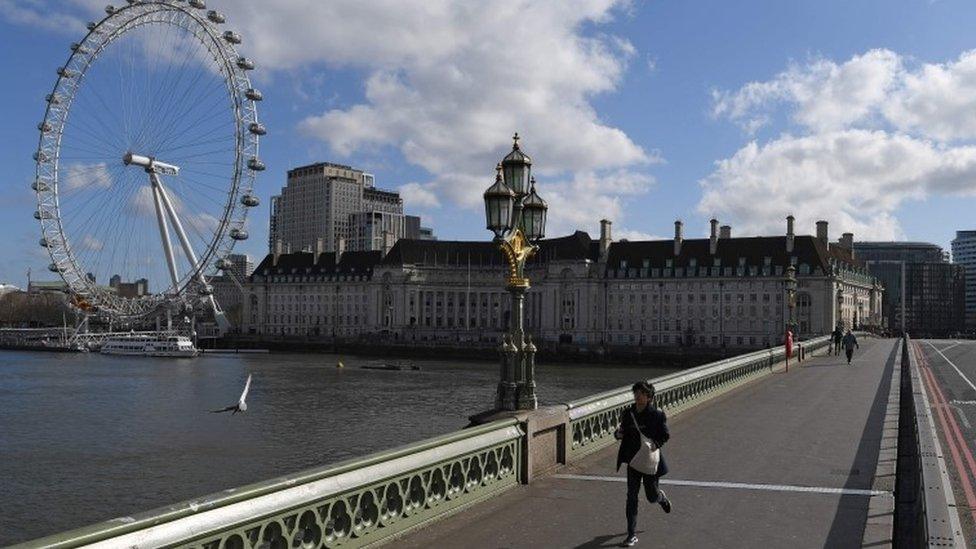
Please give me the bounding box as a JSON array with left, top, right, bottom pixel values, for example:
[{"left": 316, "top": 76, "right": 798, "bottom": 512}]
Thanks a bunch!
[
  {"left": 952, "top": 230, "right": 976, "bottom": 329},
  {"left": 856, "top": 241, "right": 965, "bottom": 336},
  {"left": 269, "top": 163, "right": 406, "bottom": 255}
]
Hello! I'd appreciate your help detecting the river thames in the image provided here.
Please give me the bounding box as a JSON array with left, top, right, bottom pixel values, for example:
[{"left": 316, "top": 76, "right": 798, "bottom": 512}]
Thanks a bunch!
[{"left": 0, "top": 350, "right": 677, "bottom": 544}]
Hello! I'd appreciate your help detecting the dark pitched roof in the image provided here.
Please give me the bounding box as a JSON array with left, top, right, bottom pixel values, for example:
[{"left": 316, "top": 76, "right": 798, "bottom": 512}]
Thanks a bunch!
[
  {"left": 251, "top": 250, "right": 382, "bottom": 279},
  {"left": 381, "top": 231, "right": 597, "bottom": 267},
  {"left": 605, "top": 235, "right": 862, "bottom": 272}
]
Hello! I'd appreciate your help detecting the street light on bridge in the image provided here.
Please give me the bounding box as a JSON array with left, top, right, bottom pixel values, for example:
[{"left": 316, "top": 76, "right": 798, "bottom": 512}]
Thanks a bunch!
[
  {"left": 483, "top": 133, "right": 548, "bottom": 411},
  {"left": 786, "top": 264, "right": 797, "bottom": 339}
]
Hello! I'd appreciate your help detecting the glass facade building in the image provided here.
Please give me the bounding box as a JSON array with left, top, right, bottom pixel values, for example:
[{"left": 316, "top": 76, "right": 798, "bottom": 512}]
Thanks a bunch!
[
  {"left": 855, "top": 242, "right": 965, "bottom": 337},
  {"left": 951, "top": 231, "right": 976, "bottom": 329}
]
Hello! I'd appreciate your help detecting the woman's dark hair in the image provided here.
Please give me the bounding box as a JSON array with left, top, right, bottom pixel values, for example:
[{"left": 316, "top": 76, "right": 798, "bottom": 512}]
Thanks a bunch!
[{"left": 632, "top": 381, "right": 655, "bottom": 399}]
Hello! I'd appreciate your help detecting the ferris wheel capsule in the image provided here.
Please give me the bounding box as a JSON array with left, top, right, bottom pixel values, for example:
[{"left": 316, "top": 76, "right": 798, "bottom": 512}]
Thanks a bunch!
[
  {"left": 189, "top": 0, "right": 205, "bottom": 9},
  {"left": 249, "top": 122, "right": 266, "bottom": 136},
  {"left": 105, "top": 6, "right": 117, "bottom": 16},
  {"left": 49, "top": 263, "right": 63, "bottom": 273},
  {"left": 39, "top": 238, "right": 49, "bottom": 248},
  {"left": 38, "top": 122, "right": 52, "bottom": 133},
  {"left": 223, "top": 31, "right": 241, "bottom": 44},
  {"left": 207, "top": 10, "right": 225, "bottom": 24},
  {"left": 245, "top": 88, "right": 263, "bottom": 101},
  {"left": 215, "top": 258, "right": 232, "bottom": 270},
  {"left": 32, "top": 179, "right": 50, "bottom": 192},
  {"left": 230, "top": 229, "right": 249, "bottom": 241},
  {"left": 241, "top": 194, "right": 260, "bottom": 207},
  {"left": 247, "top": 158, "right": 265, "bottom": 171},
  {"left": 236, "top": 57, "right": 255, "bottom": 71}
]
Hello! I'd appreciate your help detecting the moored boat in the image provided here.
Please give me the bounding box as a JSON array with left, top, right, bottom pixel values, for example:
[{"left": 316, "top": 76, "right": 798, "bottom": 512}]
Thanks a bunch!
[{"left": 100, "top": 334, "right": 198, "bottom": 358}]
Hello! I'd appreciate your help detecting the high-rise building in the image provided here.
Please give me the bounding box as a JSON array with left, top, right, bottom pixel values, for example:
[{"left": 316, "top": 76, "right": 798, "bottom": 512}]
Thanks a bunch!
[
  {"left": 405, "top": 215, "right": 421, "bottom": 239},
  {"left": 855, "top": 241, "right": 965, "bottom": 336},
  {"left": 952, "top": 230, "right": 976, "bottom": 329},
  {"left": 268, "top": 162, "right": 405, "bottom": 254}
]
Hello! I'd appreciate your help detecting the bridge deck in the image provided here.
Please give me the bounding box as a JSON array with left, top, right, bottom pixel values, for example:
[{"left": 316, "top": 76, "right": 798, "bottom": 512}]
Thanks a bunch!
[{"left": 397, "top": 338, "right": 900, "bottom": 549}]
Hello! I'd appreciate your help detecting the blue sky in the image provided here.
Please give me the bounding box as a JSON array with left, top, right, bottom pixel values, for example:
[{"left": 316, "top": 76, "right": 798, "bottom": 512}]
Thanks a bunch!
[{"left": 3, "top": 0, "right": 976, "bottom": 288}]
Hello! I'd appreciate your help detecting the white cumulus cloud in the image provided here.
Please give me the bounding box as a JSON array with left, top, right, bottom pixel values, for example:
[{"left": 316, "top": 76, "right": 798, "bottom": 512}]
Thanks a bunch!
[{"left": 705, "top": 48, "right": 976, "bottom": 240}]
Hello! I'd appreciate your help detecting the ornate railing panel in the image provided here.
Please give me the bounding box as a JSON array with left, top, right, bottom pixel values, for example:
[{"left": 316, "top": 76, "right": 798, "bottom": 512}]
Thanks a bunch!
[
  {"left": 20, "top": 420, "right": 523, "bottom": 549},
  {"left": 566, "top": 336, "right": 831, "bottom": 460}
]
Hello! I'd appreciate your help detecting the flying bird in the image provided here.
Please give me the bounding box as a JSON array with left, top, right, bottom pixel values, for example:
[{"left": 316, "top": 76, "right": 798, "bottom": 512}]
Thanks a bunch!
[{"left": 210, "top": 374, "right": 251, "bottom": 415}]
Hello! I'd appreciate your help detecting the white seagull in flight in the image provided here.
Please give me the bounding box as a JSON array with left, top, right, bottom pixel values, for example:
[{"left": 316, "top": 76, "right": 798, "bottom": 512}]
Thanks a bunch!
[{"left": 210, "top": 374, "right": 252, "bottom": 415}]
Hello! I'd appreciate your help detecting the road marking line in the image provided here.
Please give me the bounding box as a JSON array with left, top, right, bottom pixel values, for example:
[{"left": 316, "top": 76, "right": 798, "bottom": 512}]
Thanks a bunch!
[
  {"left": 552, "top": 474, "right": 891, "bottom": 497},
  {"left": 941, "top": 342, "right": 962, "bottom": 352},
  {"left": 952, "top": 404, "right": 973, "bottom": 429},
  {"left": 925, "top": 340, "right": 976, "bottom": 394}
]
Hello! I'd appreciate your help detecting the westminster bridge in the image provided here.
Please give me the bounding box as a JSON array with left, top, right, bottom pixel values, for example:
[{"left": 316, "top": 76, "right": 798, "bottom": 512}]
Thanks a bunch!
[{"left": 15, "top": 335, "right": 969, "bottom": 548}]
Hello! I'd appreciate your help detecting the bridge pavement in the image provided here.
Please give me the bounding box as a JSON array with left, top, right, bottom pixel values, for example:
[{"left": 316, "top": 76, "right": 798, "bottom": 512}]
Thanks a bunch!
[{"left": 396, "top": 337, "right": 900, "bottom": 549}]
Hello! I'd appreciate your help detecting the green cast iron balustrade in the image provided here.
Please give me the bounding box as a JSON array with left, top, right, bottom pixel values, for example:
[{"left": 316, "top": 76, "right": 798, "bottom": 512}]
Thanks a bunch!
[{"left": 20, "top": 420, "right": 522, "bottom": 549}]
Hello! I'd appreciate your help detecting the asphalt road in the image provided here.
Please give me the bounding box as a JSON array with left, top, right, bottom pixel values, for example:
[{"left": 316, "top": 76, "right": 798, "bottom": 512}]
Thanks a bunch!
[
  {"left": 397, "top": 338, "right": 899, "bottom": 549},
  {"left": 914, "top": 339, "right": 976, "bottom": 542}
]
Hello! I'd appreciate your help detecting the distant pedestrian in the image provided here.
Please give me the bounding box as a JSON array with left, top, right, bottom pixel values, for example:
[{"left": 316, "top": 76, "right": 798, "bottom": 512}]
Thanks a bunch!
[
  {"left": 614, "top": 381, "right": 672, "bottom": 547},
  {"left": 842, "top": 330, "right": 859, "bottom": 364},
  {"left": 832, "top": 327, "right": 843, "bottom": 356}
]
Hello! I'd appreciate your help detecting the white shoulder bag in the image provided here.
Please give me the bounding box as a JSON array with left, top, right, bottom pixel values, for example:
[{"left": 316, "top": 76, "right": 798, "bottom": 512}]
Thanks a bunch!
[{"left": 628, "top": 411, "right": 660, "bottom": 475}]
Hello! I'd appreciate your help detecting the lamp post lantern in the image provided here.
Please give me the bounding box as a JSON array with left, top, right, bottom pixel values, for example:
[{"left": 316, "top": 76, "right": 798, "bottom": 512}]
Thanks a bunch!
[
  {"left": 483, "top": 133, "right": 548, "bottom": 411},
  {"left": 786, "top": 265, "right": 797, "bottom": 337}
]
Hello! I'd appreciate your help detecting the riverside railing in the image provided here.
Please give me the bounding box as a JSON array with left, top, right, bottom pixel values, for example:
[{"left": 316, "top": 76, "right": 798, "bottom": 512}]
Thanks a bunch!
[
  {"left": 567, "top": 335, "right": 831, "bottom": 460},
  {"left": 18, "top": 420, "right": 523, "bottom": 549},
  {"left": 19, "top": 336, "right": 834, "bottom": 548}
]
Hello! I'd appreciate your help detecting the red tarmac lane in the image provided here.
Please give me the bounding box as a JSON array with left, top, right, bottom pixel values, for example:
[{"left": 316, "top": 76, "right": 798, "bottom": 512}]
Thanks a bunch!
[{"left": 914, "top": 339, "right": 976, "bottom": 542}]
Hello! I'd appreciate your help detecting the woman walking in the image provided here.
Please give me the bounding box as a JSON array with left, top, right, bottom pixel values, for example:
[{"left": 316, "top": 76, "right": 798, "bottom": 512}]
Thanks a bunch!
[{"left": 614, "top": 381, "right": 672, "bottom": 547}]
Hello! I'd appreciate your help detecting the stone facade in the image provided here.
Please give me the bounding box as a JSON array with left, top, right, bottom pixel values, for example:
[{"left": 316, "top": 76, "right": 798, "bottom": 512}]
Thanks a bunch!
[{"left": 241, "top": 219, "right": 883, "bottom": 349}]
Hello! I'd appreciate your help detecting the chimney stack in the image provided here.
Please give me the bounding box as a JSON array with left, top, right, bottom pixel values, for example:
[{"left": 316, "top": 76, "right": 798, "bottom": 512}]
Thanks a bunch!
[
  {"left": 710, "top": 218, "right": 719, "bottom": 255},
  {"left": 599, "top": 219, "right": 612, "bottom": 262},
  {"left": 816, "top": 221, "right": 829, "bottom": 246},
  {"left": 674, "top": 220, "right": 684, "bottom": 256},
  {"left": 720, "top": 225, "right": 731, "bottom": 239},
  {"left": 315, "top": 237, "right": 324, "bottom": 258},
  {"left": 786, "top": 215, "right": 795, "bottom": 253},
  {"left": 273, "top": 239, "right": 283, "bottom": 266},
  {"left": 337, "top": 237, "right": 346, "bottom": 259}
]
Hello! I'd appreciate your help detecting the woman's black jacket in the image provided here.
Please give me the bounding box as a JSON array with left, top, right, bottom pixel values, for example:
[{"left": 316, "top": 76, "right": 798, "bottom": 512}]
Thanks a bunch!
[{"left": 615, "top": 404, "right": 670, "bottom": 476}]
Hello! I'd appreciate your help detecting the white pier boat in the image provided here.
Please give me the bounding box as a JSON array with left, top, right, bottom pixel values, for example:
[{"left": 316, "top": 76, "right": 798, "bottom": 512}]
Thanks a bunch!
[{"left": 100, "top": 334, "right": 198, "bottom": 358}]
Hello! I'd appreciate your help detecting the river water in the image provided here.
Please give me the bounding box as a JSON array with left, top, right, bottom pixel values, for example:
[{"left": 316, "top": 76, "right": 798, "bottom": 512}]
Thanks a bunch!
[{"left": 0, "top": 350, "right": 677, "bottom": 544}]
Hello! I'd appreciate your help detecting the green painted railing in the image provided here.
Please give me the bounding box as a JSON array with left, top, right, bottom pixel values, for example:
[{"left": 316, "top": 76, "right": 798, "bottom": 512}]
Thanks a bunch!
[
  {"left": 17, "top": 419, "right": 523, "bottom": 549},
  {"left": 566, "top": 336, "right": 832, "bottom": 460}
]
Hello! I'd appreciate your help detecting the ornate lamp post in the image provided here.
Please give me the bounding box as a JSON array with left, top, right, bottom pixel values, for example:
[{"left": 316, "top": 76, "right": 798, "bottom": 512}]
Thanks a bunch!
[
  {"left": 483, "top": 134, "right": 548, "bottom": 411},
  {"left": 785, "top": 265, "right": 797, "bottom": 337},
  {"left": 836, "top": 286, "right": 845, "bottom": 331}
]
